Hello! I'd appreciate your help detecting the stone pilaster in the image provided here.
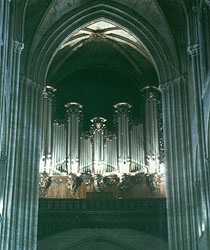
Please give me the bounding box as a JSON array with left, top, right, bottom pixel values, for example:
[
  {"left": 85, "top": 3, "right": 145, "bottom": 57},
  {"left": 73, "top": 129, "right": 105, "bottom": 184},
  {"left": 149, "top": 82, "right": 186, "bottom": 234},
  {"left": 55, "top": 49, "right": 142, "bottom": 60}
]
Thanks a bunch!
[
  {"left": 187, "top": 41, "right": 210, "bottom": 246},
  {"left": 0, "top": 71, "right": 43, "bottom": 250},
  {"left": 160, "top": 77, "right": 197, "bottom": 250}
]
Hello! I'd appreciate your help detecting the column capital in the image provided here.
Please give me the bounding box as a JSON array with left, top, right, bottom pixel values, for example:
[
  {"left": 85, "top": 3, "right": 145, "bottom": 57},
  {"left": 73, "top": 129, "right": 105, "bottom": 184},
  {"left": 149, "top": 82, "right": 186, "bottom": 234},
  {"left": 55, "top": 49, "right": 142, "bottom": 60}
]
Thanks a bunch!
[
  {"left": 187, "top": 44, "right": 200, "bottom": 57},
  {"left": 159, "top": 76, "right": 185, "bottom": 92},
  {"left": 43, "top": 85, "right": 56, "bottom": 99},
  {"left": 13, "top": 40, "right": 24, "bottom": 54}
]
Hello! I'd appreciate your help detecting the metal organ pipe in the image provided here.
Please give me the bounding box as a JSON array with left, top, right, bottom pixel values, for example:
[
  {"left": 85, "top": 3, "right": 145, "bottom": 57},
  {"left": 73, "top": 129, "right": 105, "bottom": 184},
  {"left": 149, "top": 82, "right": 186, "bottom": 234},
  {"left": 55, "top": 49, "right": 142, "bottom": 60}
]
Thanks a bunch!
[
  {"left": 65, "top": 102, "right": 82, "bottom": 174},
  {"left": 40, "top": 91, "right": 163, "bottom": 180},
  {"left": 143, "top": 86, "right": 160, "bottom": 173},
  {"left": 40, "top": 86, "right": 56, "bottom": 173},
  {"left": 80, "top": 134, "right": 92, "bottom": 173},
  {"left": 130, "top": 123, "right": 145, "bottom": 172},
  {"left": 104, "top": 134, "right": 117, "bottom": 172},
  {"left": 91, "top": 117, "right": 106, "bottom": 175},
  {"left": 114, "top": 103, "right": 131, "bottom": 174}
]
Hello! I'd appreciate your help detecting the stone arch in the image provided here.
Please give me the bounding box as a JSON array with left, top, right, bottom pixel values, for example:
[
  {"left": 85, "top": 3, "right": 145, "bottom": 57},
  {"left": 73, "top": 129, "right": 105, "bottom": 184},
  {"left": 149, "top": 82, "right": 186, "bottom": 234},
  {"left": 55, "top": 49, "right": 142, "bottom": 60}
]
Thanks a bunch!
[
  {"left": 24, "top": 1, "right": 179, "bottom": 85},
  {"left": 37, "top": 228, "right": 168, "bottom": 250}
]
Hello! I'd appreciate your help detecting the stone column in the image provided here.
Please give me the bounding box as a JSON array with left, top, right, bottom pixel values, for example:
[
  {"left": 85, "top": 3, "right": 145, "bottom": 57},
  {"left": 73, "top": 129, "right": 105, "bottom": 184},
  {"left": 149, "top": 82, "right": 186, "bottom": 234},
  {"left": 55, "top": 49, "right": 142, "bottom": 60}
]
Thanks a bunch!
[
  {"left": 0, "top": 2, "right": 12, "bottom": 234},
  {"left": 160, "top": 77, "right": 197, "bottom": 250},
  {"left": 91, "top": 117, "right": 107, "bottom": 175},
  {"left": 188, "top": 42, "right": 210, "bottom": 246},
  {"left": 114, "top": 103, "right": 131, "bottom": 174},
  {"left": 65, "top": 102, "right": 82, "bottom": 174},
  {"left": 0, "top": 72, "right": 43, "bottom": 250},
  {"left": 40, "top": 86, "right": 56, "bottom": 174},
  {"left": 142, "top": 86, "right": 160, "bottom": 174}
]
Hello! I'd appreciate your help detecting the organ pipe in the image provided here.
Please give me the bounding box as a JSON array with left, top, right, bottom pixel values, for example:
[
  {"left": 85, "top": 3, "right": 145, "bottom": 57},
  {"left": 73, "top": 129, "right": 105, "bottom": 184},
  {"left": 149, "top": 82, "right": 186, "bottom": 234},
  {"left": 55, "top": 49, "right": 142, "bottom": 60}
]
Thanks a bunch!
[
  {"left": 51, "top": 122, "right": 66, "bottom": 173},
  {"left": 80, "top": 133, "right": 92, "bottom": 173},
  {"left": 40, "top": 95, "right": 164, "bottom": 178},
  {"left": 143, "top": 86, "right": 160, "bottom": 173},
  {"left": 91, "top": 117, "right": 106, "bottom": 175},
  {"left": 114, "top": 103, "right": 131, "bottom": 174},
  {"left": 40, "top": 86, "right": 56, "bottom": 173},
  {"left": 65, "top": 102, "right": 82, "bottom": 174},
  {"left": 104, "top": 133, "right": 117, "bottom": 172},
  {"left": 130, "top": 123, "right": 145, "bottom": 172}
]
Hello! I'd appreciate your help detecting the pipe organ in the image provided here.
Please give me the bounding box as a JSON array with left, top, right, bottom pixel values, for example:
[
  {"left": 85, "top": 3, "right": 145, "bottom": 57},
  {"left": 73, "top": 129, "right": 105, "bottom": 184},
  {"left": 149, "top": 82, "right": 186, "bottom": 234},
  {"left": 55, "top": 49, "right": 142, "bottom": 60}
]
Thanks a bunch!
[{"left": 39, "top": 86, "right": 164, "bottom": 195}]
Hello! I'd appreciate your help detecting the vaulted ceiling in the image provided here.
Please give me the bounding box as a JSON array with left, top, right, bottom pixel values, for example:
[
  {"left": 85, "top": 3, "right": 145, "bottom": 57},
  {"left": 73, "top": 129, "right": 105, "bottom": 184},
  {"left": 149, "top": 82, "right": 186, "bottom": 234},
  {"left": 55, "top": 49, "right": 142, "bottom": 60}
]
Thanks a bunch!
[{"left": 21, "top": 0, "right": 189, "bottom": 124}]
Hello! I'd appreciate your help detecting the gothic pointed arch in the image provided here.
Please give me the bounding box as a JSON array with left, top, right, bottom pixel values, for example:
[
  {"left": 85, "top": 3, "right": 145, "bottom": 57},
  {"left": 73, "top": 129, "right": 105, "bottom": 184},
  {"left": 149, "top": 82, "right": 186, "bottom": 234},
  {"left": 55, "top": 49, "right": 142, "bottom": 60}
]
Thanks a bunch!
[{"left": 24, "top": 1, "right": 180, "bottom": 85}]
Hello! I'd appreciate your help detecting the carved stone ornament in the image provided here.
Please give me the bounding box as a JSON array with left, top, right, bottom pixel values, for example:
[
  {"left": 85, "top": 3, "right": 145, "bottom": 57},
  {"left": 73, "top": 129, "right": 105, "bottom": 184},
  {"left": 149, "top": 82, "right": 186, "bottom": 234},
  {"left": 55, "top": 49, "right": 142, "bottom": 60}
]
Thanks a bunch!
[
  {"left": 145, "top": 173, "right": 161, "bottom": 196},
  {"left": 141, "top": 86, "right": 159, "bottom": 100},
  {"left": 187, "top": 44, "right": 200, "bottom": 57},
  {"left": 104, "top": 174, "right": 120, "bottom": 186},
  {"left": 91, "top": 117, "right": 107, "bottom": 131},
  {"left": 66, "top": 174, "right": 82, "bottom": 195},
  {"left": 39, "top": 172, "right": 52, "bottom": 197},
  {"left": 43, "top": 86, "right": 56, "bottom": 99},
  {"left": 13, "top": 40, "right": 24, "bottom": 54},
  {"left": 89, "top": 31, "right": 106, "bottom": 40},
  {"left": 52, "top": 177, "right": 63, "bottom": 185},
  {"left": 81, "top": 173, "right": 93, "bottom": 185},
  {"left": 118, "top": 174, "right": 132, "bottom": 191},
  {"left": 93, "top": 174, "right": 104, "bottom": 192}
]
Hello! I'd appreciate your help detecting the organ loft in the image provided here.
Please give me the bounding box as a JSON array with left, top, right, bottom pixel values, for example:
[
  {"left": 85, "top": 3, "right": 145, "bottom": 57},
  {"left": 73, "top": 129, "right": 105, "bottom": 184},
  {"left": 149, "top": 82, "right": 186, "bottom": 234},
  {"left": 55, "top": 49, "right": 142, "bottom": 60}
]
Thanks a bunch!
[{"left": 39, "top": 86, "right": 166, "bottom": 198}]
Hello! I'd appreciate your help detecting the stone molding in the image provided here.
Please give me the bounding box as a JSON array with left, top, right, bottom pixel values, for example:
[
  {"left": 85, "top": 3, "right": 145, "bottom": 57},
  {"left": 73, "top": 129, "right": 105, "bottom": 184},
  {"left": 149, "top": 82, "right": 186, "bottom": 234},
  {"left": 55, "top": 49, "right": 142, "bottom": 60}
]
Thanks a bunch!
[
  {"left": 159, "top": 76, "right": 185, "bottom": 92},
  {"left": 20, "top": 76, "right": 42, "bottom": 90}
]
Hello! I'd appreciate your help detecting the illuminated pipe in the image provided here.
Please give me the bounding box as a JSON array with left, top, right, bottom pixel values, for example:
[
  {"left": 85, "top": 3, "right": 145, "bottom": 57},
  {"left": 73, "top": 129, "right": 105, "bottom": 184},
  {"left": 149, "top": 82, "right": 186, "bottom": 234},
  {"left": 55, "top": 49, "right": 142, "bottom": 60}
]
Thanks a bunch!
[
  {"left": 91, "top": 117, "right": 106, "bottom": 175},
  {"left": 65, "top": 102, "right": 82, "bottom": 174},
  {"left": 142, "top": 86, "right": 160, "bottom": 173},
  {"left": 40, "top": 86, "right": 56, "bottom": 173},
  {"left": 114, "top": 103, "right": 131, "bottom": 174}
]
